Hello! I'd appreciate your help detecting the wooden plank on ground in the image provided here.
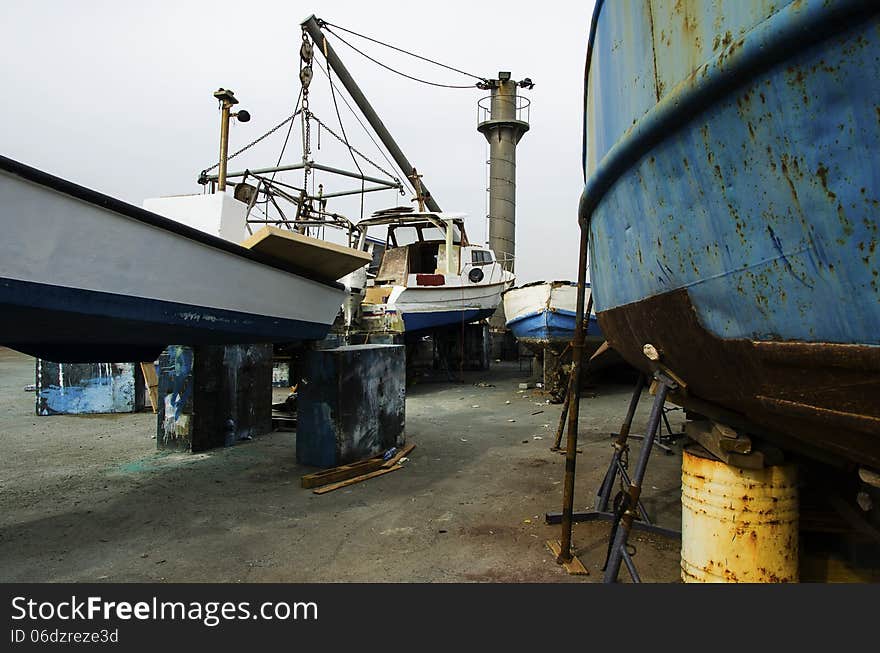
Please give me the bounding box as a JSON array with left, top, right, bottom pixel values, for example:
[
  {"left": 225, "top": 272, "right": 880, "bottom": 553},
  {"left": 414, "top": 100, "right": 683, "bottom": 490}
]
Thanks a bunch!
[
  {"left": 140, "top": 362, "right": 159, "bottom": 413},
  {"left": 241, "top": 226, "right": 372, "bottom": 282},
  {"left": 301, "top": 455, "right": 385, "bottom": 488},
  {"left": 312, "top": 464, "right": 403, "bottom": 495},
  {"left": 381, "top": 444, "right": 416, "bottom": 469},
  {"left": 546, "top": 540, "right": 590, "bottom": 576}
]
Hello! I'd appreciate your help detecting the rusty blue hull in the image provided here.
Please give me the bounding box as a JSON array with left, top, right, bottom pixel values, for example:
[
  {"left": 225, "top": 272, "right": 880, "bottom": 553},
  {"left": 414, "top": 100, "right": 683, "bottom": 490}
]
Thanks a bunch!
[{"left": 582, "top": 0, "right": 880, "bottom": 466}]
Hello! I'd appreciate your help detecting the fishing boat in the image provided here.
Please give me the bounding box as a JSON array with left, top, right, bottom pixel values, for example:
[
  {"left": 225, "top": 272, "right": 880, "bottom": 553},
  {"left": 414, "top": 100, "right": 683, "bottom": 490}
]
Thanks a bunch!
[
  {"left": 502, "top": 280, "right": 603, "bottom": 354},
  {"left": 356, "top": 209, "right": 514, "bottom": 333},
  {"left": 581, "top": 0, "right": 880, "bottom": 467},
  {"left": 0, "top": 155, "right": 347, "bottom": 362}
]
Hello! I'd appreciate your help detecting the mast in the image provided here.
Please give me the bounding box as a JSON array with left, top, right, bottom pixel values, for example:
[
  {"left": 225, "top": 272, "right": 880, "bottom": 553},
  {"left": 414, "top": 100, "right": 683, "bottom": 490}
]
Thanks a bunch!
[{"left": 301, "top": 15, "right": 442, "bottom": 213}]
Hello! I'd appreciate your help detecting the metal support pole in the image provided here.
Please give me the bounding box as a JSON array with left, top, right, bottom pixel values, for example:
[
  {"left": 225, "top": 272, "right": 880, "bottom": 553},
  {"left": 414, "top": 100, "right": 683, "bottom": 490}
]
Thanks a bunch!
[
  {"left": 551, "top": 381, "right": 571, "bottom": 451},
  {"left": 301, "top": 15, "right": 441, "bottom": 213},
  {"left": 556, "top": 225, "right": 591, "bottom": 563},
  {"left": 218, "top": 101, "right": 232, "bottom": 192},
  {"left": 603, "top": 376, "right": 674, "bottom": 583}
]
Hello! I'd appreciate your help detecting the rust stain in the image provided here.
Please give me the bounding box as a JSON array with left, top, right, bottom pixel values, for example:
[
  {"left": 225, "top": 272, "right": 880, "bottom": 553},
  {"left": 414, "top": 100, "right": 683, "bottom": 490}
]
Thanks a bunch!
[
  {"left": 837, "top": 203, "right": 854, "bottom": 237},
  {"left": 816, "top": 163, "right": 836, "bottom": 201},
  {"left": 779, "top": 155, "right": 802, "bottom": 214}
]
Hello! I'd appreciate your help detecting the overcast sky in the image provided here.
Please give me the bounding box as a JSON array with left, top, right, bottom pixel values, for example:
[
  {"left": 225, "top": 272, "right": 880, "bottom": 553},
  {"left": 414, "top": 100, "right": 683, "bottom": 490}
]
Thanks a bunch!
[{"left": 2, "top": 0, "right": 595, "bottom": 284}]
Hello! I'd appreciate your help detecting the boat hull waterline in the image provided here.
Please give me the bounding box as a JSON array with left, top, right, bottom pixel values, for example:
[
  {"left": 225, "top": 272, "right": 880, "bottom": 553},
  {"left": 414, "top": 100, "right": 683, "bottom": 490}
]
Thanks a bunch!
[{"left": 364, "top": 281, "right": 507, "bottom": 333}]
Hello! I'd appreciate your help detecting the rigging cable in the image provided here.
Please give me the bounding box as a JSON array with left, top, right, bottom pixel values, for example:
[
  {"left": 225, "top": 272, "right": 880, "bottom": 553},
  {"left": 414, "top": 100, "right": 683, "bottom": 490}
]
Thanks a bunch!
[
  {"left": 270, "top": 87, "right": 303, "bottom": 184},
  {"left": 313, "top": 62, "right": 412, "bottom": 195},
  {"left": 322, "top": 39, "right": 367, "bottom": 221},
  {"left": 200, "top": 105, "right": 302, "bottom": 176},
  {"left": 323, "top": 26, "right": 481, "bottom": 89},
  {"left": 321, "top": 20, "right": 488, "bottom": 83}
]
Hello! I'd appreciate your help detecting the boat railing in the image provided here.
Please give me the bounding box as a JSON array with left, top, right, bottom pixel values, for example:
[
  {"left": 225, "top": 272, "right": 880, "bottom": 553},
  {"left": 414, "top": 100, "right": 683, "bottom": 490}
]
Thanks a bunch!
[{"left": 494, "top": 251, "right": 515, "bottom": 273}]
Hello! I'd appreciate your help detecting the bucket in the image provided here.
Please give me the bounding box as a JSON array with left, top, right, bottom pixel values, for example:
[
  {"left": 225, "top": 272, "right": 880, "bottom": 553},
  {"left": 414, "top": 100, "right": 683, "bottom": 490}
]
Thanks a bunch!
[{"left": 681, "top": 446, "right": 798, "bottom": 582}]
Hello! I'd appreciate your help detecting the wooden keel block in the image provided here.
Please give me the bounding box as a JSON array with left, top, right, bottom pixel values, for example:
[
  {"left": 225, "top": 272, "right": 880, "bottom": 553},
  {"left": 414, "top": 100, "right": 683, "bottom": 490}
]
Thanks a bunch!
[{"left": 546, "top": 540, "right": 590, "bottom": 576}]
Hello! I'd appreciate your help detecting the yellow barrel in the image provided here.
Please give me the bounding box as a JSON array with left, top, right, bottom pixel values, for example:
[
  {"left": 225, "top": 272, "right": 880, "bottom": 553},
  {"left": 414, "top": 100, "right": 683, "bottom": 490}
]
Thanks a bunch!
[{"left": 681, "top": 446, "right": 798, "bottom": 583}]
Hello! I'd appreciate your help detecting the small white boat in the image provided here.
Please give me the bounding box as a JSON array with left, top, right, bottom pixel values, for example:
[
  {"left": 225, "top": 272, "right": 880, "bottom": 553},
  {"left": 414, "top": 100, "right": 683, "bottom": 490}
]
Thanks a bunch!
[
  {"left": 356, "top": 209, "right": 514, "bottom": 332},
  {"left": 502, "top": 280, "right": 603, "bottom": 353},
  {"left": 0, "top": 155, "right": 347, "bottom": 362}
]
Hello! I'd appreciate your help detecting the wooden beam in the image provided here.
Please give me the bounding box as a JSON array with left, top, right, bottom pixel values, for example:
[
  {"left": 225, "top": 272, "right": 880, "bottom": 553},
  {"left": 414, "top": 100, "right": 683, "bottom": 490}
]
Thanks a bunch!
[
  {"left": 241, "top": 226, "right": 372, "bottom": 282},
  {"left": 301, "top": 456, "right": 385, "bottom": 488},
  {"left": 685, "top": 422, "right": 783, "bottom": 469},
  {"left": 312, "top": 465, "right": 403, "bottom": 495},
  {"left": 140, "top": 362, "right": 159, "bottom": 414}
]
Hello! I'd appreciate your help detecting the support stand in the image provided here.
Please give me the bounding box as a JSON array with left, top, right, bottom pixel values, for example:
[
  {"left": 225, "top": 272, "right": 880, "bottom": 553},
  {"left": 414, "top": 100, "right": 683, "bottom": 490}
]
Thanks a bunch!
[
  {"left": 603, "top": 373, "right": 676, "bottom": 582},
  {"left": 623, "top": 403, "right": 683, "bottom": 455},
  {"left": 545, "top": 372, "right": 681, "bottom": 582}
]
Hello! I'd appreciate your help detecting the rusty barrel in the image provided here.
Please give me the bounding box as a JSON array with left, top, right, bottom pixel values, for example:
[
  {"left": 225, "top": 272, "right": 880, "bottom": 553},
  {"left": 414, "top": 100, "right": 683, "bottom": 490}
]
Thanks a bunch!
[{"left": 680, "top": 446, "right": 798, "bottom": 583}]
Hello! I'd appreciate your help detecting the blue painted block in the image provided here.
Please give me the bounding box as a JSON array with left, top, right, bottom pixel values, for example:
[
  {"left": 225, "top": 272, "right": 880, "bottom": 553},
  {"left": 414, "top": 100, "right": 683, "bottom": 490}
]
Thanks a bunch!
[
  {"left": 35, "top": 360, "right": 141, "bottom": 415},
  {"left": 297, "top": 344, "right": 406, "bottom": 468}
]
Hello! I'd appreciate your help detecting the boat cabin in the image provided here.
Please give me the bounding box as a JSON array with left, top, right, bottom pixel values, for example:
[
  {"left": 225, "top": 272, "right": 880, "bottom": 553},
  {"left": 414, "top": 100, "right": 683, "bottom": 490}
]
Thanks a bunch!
[{"left": 356, "top": 212, "right": 497, "bottom": 286}]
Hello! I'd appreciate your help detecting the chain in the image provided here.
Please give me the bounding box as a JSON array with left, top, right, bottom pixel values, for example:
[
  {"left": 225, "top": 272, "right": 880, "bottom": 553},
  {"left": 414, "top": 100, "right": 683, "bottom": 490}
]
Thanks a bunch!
[
  {"left": 199, "top": 112, "right": 300, "bottom": 178},
  {"left": 308, "top": 113, "right": 400, "bottom": 185},
  {"left": 200, "top": 27, "right": 399, "bottom": 196},
  {"left": 301, "top": 28, "right": 314, "bottom": 195}
]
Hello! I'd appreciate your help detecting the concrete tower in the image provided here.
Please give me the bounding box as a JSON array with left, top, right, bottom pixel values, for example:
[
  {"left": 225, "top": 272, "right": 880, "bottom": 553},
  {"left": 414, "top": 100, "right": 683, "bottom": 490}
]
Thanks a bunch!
[{"left": 477, "top": 72, "right": 532, "bottom": 274}]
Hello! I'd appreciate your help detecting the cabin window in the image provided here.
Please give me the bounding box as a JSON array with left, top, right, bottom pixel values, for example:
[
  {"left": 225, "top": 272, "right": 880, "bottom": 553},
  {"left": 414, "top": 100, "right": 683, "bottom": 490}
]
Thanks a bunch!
[
  {"left": 471, "top": 250, "right": 493, "bottom": 266},
  {"left": 421, "top": 226, "right": 462, "bottom": 244},
  {"left": 408, "top": 242, "right": 440, "bottom": 274}
]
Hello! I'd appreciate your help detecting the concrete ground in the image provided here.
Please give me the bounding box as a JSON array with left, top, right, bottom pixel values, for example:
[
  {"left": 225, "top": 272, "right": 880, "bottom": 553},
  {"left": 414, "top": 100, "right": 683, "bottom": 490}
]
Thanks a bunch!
[{"left": 0, "top": 347, "right": 684, "bottom": 583}]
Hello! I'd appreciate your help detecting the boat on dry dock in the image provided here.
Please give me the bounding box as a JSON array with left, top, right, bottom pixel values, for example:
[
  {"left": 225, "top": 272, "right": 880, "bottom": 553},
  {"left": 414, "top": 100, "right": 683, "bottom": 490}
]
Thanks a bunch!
[
  {"left": 502, "top": 280, "right": 602, "bottom": 354},
  {"left": 356, "top": 208, "right": 514, "bottom": 333},
  {"left": 0, "top": 155, "right": 348, "bottom": 362},
  {"left": 581, "top": 0, "right": 880, "bottom": 467}
]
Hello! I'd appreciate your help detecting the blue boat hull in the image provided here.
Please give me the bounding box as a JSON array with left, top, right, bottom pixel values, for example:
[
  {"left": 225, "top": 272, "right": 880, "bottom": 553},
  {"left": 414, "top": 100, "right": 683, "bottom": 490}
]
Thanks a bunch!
[
  {"left": 583, "top": 0, "right": 880, "bottom": 466},
  {"left": 401, "top": 308, "right": 496, "bottom": 333},
  {"left": 1, "top": 277, "right": 331, "bottom": 363},
  {"left": 507, "top": 309, "right": 603, "bottom": 347}
]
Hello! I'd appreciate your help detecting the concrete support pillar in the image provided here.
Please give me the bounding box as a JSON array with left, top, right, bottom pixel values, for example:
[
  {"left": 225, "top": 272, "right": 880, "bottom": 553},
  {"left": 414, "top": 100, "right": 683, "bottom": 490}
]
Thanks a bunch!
[{"left": 156, "top": 344, "right": 272, "bottom": 452}]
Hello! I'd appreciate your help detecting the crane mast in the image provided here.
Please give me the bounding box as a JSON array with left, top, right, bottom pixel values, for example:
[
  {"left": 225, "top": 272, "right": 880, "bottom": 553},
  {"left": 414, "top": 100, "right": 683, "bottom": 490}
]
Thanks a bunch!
[{"left": 300, "top": 15, "right": 442, "bottom": 213}]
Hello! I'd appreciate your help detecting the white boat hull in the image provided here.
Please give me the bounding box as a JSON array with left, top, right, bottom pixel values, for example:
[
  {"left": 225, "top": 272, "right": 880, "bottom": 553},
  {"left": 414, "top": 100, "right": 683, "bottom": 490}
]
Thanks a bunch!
[{"left": 0, "top": 156, "right": 345, "bottom": 361}]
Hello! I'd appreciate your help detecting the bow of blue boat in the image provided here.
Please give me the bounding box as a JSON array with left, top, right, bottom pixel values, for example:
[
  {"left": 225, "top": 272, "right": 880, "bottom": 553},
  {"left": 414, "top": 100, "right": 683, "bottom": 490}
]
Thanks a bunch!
[{"left": 582, "top": 0, "right": 880, "bottom": 467}]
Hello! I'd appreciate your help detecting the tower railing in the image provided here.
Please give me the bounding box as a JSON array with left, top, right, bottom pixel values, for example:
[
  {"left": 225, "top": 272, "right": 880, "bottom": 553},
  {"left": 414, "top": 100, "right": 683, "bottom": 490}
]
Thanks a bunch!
[{"left": 477, "top": 95, "right": 531, "bottom": 126}]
